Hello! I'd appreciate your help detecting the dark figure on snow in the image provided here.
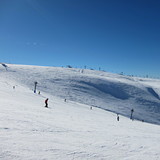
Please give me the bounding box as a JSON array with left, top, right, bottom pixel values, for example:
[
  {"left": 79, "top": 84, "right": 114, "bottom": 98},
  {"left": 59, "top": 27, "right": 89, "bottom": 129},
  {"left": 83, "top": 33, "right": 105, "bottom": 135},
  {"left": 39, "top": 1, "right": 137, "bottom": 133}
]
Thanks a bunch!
[
  {"left": 64, "top": 99, "right": 66, "bottom": 102},
  {"left": 130, "top": 108, "right": 134, "bottom": 120},
  {"left": 45, "top": 98, "right": 49, "bottom": 108},
  {"left": 117, "top": 114, "right": 119, "bottom": 121}
]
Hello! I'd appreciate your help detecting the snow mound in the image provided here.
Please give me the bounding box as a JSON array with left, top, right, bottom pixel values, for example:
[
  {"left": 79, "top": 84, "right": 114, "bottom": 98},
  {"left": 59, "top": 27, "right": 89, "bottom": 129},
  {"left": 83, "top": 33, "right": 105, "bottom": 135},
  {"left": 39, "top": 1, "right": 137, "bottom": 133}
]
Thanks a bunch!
[
  {"left": 0, "top": 64, "right": 160, "bottom": 125},
  {"left": 0, "top": 64, "right": 160, "bottom": 159}
]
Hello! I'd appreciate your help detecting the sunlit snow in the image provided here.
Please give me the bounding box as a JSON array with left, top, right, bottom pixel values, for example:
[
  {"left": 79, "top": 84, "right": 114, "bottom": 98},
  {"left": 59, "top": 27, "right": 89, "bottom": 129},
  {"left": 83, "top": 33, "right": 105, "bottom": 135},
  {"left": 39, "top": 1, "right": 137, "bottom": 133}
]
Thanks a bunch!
[{"left": 0, "top": 64, "right": 160, "bottom": 160}]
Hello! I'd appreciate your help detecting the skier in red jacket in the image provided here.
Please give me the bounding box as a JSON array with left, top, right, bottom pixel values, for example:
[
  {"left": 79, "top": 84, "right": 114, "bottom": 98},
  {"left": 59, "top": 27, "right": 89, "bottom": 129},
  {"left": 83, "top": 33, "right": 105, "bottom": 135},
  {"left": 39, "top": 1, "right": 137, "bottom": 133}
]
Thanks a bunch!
[{"left": 45, "top": 98, "right": 49, "bottom": 108}]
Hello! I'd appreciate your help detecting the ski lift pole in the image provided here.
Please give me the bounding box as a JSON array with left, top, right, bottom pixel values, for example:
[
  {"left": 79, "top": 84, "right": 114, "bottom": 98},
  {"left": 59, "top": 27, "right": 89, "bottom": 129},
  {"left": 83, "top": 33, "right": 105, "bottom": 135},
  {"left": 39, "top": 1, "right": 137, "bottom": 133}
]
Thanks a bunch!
[
  {"left": 34, "top": 81, "right": 38, "bottom": 93},
  {"left": 130, "top": 108, "right": 134, "bottom": 120}
]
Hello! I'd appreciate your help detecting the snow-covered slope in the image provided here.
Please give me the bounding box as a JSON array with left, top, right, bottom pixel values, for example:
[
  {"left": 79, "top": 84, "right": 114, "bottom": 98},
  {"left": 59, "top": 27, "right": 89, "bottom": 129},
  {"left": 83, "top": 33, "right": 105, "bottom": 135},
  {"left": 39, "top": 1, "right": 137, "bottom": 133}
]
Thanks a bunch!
[
  {"left": 1, "top": 64, "right": 160, "bottom": 125},
  {"left": 0, "top": 64, "right": 160, "bottom": 160}
]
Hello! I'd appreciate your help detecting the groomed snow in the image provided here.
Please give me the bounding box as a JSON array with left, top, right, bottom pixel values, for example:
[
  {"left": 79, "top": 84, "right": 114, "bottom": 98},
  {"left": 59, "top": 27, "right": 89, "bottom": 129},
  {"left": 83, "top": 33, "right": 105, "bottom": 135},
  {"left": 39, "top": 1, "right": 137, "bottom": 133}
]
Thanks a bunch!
[
  {"left": 0, "top": 64, "right": 160, "bottom": 160},
  {"left": 1, "top": 64, "right": 160, "bottom": 124}
]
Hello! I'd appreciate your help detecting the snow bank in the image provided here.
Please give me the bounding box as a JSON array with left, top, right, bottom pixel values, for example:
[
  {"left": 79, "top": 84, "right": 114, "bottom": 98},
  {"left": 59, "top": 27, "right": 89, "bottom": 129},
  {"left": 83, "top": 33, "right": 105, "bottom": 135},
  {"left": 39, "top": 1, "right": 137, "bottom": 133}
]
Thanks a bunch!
[
  {"left": 1, "top": 64, "right": 160, "bottom": 124},
  {"left": 0, "top": 64, "right": 160, "bottom": 159}
]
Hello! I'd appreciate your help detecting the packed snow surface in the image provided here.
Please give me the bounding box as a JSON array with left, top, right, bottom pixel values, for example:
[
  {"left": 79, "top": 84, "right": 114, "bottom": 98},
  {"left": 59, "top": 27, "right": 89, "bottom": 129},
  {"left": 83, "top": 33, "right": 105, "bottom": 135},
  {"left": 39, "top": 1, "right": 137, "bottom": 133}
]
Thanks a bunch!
[
  {"left": 0, "top": 64, "right": 160, "bottom": 160},
  {"left": 1, "top": 64, "right": 160, "bottom": 124}
]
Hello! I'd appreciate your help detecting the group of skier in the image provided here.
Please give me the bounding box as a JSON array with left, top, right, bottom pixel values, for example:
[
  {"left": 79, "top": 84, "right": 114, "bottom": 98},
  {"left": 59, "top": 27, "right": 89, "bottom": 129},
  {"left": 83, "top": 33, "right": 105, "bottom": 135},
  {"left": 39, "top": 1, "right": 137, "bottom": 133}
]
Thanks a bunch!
[{"left": 43, "top": 97, "right": 134, "bottom": 123}]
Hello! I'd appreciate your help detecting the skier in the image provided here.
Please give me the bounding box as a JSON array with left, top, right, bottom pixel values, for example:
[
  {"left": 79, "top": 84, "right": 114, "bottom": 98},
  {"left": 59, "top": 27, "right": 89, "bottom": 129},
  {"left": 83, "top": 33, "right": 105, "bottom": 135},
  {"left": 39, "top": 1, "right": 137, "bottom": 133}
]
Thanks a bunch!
[
  {"left": 45, "top": 98, "right": 49, "bottom": 108},
  {"left": 117, "top": 114, "right": 119, "bottom": 121}
]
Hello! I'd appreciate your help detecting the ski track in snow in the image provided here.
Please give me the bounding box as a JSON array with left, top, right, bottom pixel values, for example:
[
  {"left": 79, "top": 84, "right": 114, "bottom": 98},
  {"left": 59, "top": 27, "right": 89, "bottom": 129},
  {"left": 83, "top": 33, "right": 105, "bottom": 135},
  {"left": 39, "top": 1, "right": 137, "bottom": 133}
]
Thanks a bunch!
[{"left": 0, "top": 64, "right": 160, "bottom": 160}]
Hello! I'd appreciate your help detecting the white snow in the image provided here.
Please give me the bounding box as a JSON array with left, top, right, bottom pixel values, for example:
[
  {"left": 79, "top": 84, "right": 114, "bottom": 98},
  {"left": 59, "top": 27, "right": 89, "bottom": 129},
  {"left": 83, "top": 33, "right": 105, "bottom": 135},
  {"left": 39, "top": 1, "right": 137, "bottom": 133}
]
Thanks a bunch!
[{"left": 0, "top": 64, "right": 160, "bottom": 160}]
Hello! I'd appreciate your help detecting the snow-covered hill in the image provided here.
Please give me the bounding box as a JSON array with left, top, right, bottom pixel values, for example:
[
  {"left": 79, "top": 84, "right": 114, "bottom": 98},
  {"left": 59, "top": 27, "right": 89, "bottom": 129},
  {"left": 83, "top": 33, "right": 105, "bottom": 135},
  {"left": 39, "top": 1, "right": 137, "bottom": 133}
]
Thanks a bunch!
[
  {"left": 0, "top": 64, "right": 160, "bottom": 159},
  {"left": 1, "top": 64, "right": 160, "bottom": 125}
]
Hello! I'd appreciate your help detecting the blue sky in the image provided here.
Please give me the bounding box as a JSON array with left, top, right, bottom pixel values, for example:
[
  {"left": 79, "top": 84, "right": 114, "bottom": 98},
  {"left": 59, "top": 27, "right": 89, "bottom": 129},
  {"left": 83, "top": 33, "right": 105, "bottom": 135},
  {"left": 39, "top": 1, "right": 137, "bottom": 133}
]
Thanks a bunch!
[{"left": 0, "top": 0, "right": 160, "bottom": 77}]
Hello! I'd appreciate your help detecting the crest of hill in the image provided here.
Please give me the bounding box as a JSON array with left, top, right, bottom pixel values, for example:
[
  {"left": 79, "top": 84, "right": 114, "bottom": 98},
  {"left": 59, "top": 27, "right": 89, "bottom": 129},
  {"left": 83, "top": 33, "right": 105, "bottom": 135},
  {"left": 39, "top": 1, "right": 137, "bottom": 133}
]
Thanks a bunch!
[{"left": 1, "top": 64, "right": 160, "bottom": 125}]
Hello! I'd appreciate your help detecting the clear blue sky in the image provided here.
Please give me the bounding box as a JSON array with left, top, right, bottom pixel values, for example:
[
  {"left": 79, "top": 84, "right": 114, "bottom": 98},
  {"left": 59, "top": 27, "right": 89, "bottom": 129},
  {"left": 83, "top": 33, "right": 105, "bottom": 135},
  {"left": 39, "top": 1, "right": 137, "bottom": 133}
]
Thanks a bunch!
[{"left": 0, "top": 0, "right": 160, "bottom": 77}]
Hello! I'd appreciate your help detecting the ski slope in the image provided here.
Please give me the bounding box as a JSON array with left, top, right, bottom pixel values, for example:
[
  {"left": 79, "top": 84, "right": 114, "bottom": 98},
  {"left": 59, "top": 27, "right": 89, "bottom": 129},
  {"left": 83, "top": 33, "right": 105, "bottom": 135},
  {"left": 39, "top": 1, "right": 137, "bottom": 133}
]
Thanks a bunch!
[
  {"left": 1, "top": 64, "right": 160, "bottom": 124},
  {"left": 0, "top": 64, "right": 160, "bottom": 160}
]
